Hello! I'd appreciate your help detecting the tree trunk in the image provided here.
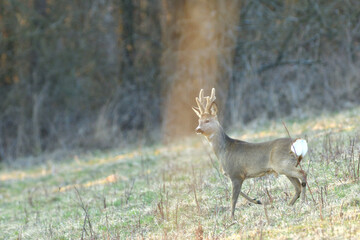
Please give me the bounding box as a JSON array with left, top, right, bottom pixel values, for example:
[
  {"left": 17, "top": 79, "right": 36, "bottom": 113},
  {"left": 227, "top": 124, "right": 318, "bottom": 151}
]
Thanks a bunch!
[
  {"left": 31, "top": 0, "right": 48, "bottom": 155},
  {"left": 161, "top": 0, "right": 241, "bottom": 140}
]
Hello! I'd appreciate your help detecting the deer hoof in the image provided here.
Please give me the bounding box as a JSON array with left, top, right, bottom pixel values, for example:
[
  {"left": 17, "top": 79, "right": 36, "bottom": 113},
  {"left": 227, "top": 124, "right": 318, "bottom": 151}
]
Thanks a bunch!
[{"left": 253, "top": 198, "right": 262, "bottom": 204}]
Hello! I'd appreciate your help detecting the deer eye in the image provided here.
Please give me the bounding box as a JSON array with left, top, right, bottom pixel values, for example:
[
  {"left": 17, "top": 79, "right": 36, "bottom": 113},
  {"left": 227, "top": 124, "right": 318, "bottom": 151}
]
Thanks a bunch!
[{"left": 205, "top": 120, "right": 210, "bottom": 123}]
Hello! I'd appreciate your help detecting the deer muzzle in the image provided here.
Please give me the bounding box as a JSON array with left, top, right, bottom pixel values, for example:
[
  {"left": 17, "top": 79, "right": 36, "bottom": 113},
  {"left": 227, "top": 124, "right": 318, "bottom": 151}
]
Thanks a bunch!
[{"left": 195, "top": 127, "right": 204, "bottom": 134}]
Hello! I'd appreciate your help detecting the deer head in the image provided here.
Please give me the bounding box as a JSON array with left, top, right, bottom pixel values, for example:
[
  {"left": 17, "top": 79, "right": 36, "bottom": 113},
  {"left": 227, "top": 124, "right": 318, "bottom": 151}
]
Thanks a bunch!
[{"left": 192, "top": 88, "right": 219, "bottom": 136}]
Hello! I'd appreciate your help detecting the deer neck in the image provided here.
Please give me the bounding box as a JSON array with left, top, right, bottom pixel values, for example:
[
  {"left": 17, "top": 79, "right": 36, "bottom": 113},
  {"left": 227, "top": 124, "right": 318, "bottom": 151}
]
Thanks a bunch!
[{"left": 206, "top": 123, "right": 230, "bottom": 159}]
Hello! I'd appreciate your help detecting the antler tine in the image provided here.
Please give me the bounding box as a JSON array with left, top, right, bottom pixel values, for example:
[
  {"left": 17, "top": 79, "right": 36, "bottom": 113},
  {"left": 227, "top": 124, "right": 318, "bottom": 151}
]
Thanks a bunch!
[
  {"left": 199, "top": 89, "right": 204, "bottom": 100},
  {"left": 195, "top": 97, "right": 204, "bottom": 114},
  {"left": 204, "top": 88, "right": 216, "bottom": 114},
  {"left": 204, "top": 97, "right": 210, "bottom": 114},
  {"left": 198, "top": 89, "right": 208, "bottom": 113},
  {"left": 210, "top": 88, "right": 216, "bottom": 102}
]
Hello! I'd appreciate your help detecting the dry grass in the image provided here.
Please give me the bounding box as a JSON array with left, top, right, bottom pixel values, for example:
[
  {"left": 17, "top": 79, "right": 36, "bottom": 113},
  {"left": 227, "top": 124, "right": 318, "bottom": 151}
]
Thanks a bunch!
[{"left": 1, "top": 108, "right": 360, "bottom": 239}]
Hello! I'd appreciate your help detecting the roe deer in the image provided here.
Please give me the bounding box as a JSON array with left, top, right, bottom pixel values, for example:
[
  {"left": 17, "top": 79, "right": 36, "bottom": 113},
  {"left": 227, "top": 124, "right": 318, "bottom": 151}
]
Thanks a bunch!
[{"left": 192, "top": 88, "right": 308, "bottom": 220}]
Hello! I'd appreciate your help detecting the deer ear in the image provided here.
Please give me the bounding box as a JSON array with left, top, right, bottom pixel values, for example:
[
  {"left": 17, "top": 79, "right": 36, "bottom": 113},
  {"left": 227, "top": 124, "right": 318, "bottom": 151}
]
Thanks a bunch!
[
  {"left": 210, "top": 102, "right": 218, "bottom": 116},
  {"left": 192, "top": 107, "right": 201, "bottom": 118}
]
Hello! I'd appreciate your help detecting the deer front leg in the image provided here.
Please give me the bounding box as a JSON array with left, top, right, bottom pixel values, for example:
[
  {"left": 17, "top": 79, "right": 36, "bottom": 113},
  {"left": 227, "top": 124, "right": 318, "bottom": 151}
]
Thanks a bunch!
[{"left": 231, "top": 178, "right": 243, "bottom": 220}]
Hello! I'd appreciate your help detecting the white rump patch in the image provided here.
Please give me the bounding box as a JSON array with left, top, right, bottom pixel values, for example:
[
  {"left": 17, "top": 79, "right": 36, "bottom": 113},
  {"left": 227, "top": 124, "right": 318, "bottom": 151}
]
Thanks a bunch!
[{"left": 291, "top": 139, "right": 308, "bottom": 158}]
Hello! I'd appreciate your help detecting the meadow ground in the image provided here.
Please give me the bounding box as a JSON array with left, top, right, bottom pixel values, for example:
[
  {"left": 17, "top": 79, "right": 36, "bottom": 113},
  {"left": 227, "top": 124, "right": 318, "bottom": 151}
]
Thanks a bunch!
[{"left": 1, "top": 108, "right": 360, "bottom": 239}]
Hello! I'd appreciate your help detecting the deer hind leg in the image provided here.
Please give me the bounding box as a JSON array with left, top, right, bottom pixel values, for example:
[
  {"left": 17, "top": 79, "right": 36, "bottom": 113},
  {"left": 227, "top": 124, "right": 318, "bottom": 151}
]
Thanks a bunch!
[
  {"left": 300, "top": 170, "right": 307, "bottom": 201},
  {"left": 286, "top": 176, "right": 301, "bottom": 205},
  {"left": 240, "top": 192, "right": 262, "bottom": 205},
  {"left": 282, "top": 168, "right": 307, "bottom": 202}
]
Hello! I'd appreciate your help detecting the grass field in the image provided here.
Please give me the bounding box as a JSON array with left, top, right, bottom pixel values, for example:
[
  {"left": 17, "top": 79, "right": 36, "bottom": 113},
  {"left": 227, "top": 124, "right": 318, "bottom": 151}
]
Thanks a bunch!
[{"left": 1, "top": 108, "right": 360, "bottom": 239}]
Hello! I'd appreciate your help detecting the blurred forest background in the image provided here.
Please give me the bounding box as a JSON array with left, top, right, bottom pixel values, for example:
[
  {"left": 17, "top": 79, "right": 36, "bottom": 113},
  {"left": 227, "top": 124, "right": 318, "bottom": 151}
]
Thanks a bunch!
[{"left": 1, "top": 0, "right": 359, "bottom": 162}]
